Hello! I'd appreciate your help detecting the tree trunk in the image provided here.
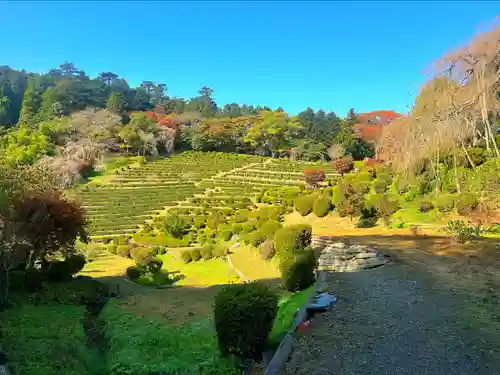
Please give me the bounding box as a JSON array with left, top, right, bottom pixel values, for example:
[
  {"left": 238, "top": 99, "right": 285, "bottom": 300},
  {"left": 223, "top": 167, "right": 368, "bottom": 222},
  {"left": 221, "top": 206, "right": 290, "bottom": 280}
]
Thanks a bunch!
[
  {"left": 0, "top": 256, "right": 9, "bottom": 309},
  {"left": 461, "top": 141, "right": 475, "bottom": 168},
  {"left": 453, "top": 150, "right": 461, "bottom": 193}
]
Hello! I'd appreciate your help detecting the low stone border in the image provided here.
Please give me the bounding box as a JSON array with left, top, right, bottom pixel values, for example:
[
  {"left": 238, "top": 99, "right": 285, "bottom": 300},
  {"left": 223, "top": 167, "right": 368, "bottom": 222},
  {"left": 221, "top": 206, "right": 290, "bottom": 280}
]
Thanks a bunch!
[{"left": 263, "top": 270, "right": 327, "bottom": 375}]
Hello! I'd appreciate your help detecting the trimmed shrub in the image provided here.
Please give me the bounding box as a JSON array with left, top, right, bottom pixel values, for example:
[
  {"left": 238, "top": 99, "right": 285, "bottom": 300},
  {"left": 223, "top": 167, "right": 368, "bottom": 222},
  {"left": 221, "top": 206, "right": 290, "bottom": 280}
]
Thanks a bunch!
[
  {"left": 373, "top": 179, "right": 388, "bottom": 193},
  {"left": 193, "top": 216, "right": 206, "bottom": 229},
  {"left": 231, "top": 223, "right": 243, "bottom": 234},
  {"left": 214, "top": 282, "right": 278, "bottom": 361},
  {"left": 313, "top": 196, "right": 332, "bottom": 217},
  {"left": 126, "top": 266, "right": 144, "bottom": 281},
  {"left": 113, "top": 236, "right": 130, "bottom": 246},
  {"left": 368, "top": 194, "right": 399, "bottom": 226},
  {"left": 219, "top": 229, "right": 233, "bottom": 241},
  {"left": 46, "top": 255, "right": 87, "bottom": 283},
  {"left": 260, "top": 240, "right": 276, "bottom": 260},
  {"left": 116, "top": 245, "right": 130, "bottom": 258},
  {"left": 280, "top": 250, "right": 317, "bottom": 292},
  {"left": 180, "top": 250, "right": 192, "bottom": 263},
  {"left": 190, "top": 248, "right": 202, "bottom": 262},
  {"left": 241, "top": 221, "right": 257, "bottom": 233},
  {"left": 201, "top": 247, "right": 213, "bottom": 260},
  {"left": 274, "top": 224, "right": 312, "bottom": 255},
  {"left": 213, "top": 245, "right": 229, "bottom": 258},
  {"left": 419, "top": 200, "right": 434, "bottom": 213},
  {"left": 249, "top": 231, "right": 266, "bottom": 247},
  {"left": 161, "top": 214, "right": 189, "bottom": 238},
  {"left": 106, "top": 243, "right": 117, "bottom": 254},
  {"left": 294, "top": 195, "right": 315, "bottom": 216},
  {"left": 456, "top": 194, "right": 478, "bottom": 216},
  {"left": 260, "top": 220, "right": 283, "bottom": 239},
  {"left": 131, "top": 247, "right": 154, "bottom": 266},
  {"left": 146, "top": 258, "right": 163, "bottom": 273},
  {"left": 435, "top": 194, "right": 456, "bottom": 213}
]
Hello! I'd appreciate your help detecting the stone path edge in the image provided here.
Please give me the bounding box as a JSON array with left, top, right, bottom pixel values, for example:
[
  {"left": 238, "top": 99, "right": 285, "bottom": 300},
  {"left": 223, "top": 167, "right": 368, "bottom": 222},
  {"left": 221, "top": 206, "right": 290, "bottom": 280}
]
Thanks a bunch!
[{"left": 264, "top": 270, "right": 327, "bottom": 375}]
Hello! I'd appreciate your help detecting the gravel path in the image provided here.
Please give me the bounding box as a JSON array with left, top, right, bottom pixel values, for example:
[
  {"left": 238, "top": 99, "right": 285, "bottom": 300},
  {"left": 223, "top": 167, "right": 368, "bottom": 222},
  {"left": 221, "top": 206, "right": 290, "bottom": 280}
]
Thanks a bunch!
[{"left": 282, "top": 264, "right": 500, "bottom": 375}]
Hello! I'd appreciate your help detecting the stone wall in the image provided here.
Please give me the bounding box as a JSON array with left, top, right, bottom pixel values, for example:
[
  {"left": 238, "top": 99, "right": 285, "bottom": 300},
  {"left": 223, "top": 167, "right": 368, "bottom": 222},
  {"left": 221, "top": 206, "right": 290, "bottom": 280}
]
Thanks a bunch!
[{"left": 312, "top": 236, "right": 390, "bottom": 272}]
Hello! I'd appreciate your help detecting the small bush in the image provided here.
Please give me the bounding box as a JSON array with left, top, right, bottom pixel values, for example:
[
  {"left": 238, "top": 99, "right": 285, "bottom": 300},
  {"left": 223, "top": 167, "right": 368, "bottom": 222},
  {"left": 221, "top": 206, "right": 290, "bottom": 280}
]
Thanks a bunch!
[
  {"left": 280, "top": 250, "right": 317, "bottom": 292},
  {"left": 260, "top": 220, "right": 283, "bottom": 239},
  {"left": 456, "top": 194, "right": 478, "bottom": 215},
  {"left": 212, "top": 245, "right": 229, "bottom": 258},
  {"left": 113, "top": 236, "right": 130, "bottom": 246},
  {"left": 161, "top": 214, "right": 189, "bottom": 238},
  {"left": 131, "top": 247, "right": 154, "bottom": 266},
  {"left": 419, "top": 200, "right": 434, "bottom": 213},
  {"left": 304, "top": 169, "right": 325, "bottom": 188},
  {"left": 436, "top": 194, "right": 456, "bottom": 212},
  {"left": 274, "top": 224, "right": 312, "bottom": 255},
  {"left": 126, "top": 266, "right": 144, "bottom": 281},
  {"left": 106, "top": 243, "right": 117, "bottom": 254},
  {"left": 313, "top": 196, "right": 332, "bottom": 217},
  {"left": 332, "top": 156, "right": 354, "bottom": 175},
  {"left": 294, "top": 195, "right": 315, "bottom": 216},
  {"left": 249, "top": 231, "right": 266, "bottom": 247},
  {"left": 218, "top": 229, "right": 233, "bottom": 241},
  {"left": 146, "top": 257, "right": 163, "bottom": 273},
  {"left": 193, "top": 216, "right": 206, "bottom": 229},
  {"left": 231, "top": 223, "right": 243, "bottom": 234},
  {"left": 46, "top": 255, "right": 87, "bottom": 283},
  {"left": 373, "top": 179, "right": 388, "bottom": 193},
  {"left": 201, "top": 247, "right": 213, "bottom": 260},
  {"left": 335, "top": 182, "right": 365, "bottom": 220},
  {"left": 445, "top": 220, "right": 480, "bottom": 243},
  {"left": 180, "top": 250, "right": 192, "bottom": 263},
  {"left": 214, "top": 282, "right": 278, "bottom": 361},
  {"left": 260, "top": 240, "right": 276, "bottom": 260},
  {"left": 367, "top": 194, "right": 399, "bottom": 226},
  {"left": 190, "top": 248, "right": 202, "bottom": 262}
]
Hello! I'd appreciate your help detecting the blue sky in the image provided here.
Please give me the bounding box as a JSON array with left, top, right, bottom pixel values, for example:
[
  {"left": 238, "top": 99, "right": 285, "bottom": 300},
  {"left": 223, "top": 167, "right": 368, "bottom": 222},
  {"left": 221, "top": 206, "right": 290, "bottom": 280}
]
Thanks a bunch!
[{"left": 1, "top": 1, "right": 498, "bottom": 116}]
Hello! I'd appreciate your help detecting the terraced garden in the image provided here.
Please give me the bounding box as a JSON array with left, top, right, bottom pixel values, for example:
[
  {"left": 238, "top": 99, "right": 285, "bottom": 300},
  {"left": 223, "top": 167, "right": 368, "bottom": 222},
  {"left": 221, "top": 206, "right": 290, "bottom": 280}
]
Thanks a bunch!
[{"left": 71, "top": 151, "right": 334, "bottom": 240}]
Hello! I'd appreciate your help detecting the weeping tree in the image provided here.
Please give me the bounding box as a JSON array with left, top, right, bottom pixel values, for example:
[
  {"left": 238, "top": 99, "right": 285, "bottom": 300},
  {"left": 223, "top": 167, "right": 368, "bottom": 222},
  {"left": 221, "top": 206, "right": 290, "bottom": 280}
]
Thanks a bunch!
[{"left": 378, "top": 21, "right": 500, "bottom": 187}]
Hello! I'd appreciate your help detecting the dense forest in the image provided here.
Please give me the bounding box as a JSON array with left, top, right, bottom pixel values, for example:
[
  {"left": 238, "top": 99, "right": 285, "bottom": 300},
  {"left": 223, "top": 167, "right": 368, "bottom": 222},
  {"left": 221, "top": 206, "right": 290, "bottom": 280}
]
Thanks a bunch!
[{"left": 0, "top": 62, "right": 384, "bottom": 189}]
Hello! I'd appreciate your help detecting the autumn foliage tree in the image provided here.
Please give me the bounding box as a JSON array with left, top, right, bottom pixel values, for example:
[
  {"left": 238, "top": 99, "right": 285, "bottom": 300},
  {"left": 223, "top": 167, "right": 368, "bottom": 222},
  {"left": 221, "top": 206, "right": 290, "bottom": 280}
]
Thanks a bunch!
[
  {"left": 332, "top": 156, "right": 354, "bottom": 176},
  {"left": 304, "top": 169, "right": 325, "bottom": 188},
  {"left": 12, "top": 192, "right": 87, "bottom": 269}
]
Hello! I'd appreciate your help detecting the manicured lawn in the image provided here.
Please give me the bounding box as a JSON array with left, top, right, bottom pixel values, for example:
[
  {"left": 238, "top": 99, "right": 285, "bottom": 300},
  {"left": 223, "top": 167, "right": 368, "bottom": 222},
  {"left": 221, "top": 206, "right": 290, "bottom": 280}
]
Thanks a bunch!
[
  {"left": 100, "top": 297, "right": 240, "bottom": 375},
  {"left": 228, "top": 244, "right": 280, "bottom": 281},
  {"left": 159, "top": 251, "right": 240, "bottom": 286},
  {"left": 1, "top": 304, "right": 104, "bottom": 375}
]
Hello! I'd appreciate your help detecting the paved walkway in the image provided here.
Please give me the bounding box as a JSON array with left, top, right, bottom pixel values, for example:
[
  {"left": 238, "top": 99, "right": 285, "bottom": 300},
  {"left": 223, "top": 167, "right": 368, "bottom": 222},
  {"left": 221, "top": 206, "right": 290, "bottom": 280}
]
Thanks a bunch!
[{"left": 282, "top": 264, "right": 500, "bottom": 375}]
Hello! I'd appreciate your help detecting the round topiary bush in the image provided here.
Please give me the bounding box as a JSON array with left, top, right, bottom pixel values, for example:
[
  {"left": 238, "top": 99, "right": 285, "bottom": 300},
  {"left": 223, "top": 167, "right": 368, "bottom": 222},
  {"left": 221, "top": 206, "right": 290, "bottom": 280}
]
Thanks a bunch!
[
  {"left": 126, "top": 266, "right": 144, "bottom": 281},
  {"left": 249, "top": 231, "right": 266, "bottom": 247},
  {"left": 201, "top": 247, "right": 213, "bottom": 260},
  {"left": 214, "top": 282, "right": 278, "bottom": 361},
  {"left": 313, "top": 196, "right": 332, "bottom": 217},
  {"left": 116, "top": 245, "right": 130, "bottom": 258},
  {"left": 107, "top": 243, "right": 118, "bottom": 254},
  {"left": 294, "top": 195, "right": 315, "bottom": 216},
  {"left": 260, "top": 240, "right": 276, "bottom": 260},
  {"left": 131, "top": 247, "right": 154, "bottom": 266},
  {"left": 280, "top": 250, "right": 317, "bottom": 292},
  {"left": 260, "top": 220, "right": 283, "bottom": 239},
  {"left": 373, "top": 179, "right": 388, "bottom": 193},
  {"left": 190, "top": 248, "right": 202, "bottom": 262},
  {"left": 180, "top": 250, "right": 192, "bottom": 263},
  {"left": 212, "top": 245, "right": 229, "bottom": 258},
  {"left": 218, "top": 229, "right": 233, "bottom": 241}
]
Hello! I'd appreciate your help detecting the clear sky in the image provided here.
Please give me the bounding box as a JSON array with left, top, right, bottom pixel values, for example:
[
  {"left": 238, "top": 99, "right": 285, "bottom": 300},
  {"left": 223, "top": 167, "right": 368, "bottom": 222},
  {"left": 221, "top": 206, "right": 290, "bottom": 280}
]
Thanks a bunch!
[{"left": 1, "top": 1, "right": 498, "bottom": 116}]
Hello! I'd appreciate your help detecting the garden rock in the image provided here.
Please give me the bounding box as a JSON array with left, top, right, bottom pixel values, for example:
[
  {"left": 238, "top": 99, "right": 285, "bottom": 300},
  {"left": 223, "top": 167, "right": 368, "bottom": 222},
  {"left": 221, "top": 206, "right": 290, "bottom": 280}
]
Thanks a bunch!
[{"left": 314, "top": 236, "right": 390, "bottom": 272}]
